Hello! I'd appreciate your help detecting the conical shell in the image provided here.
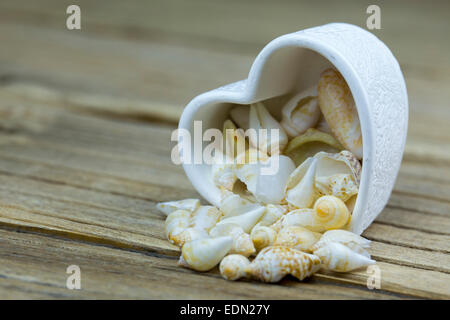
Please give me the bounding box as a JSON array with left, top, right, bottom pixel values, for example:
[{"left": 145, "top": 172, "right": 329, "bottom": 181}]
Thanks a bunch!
[
  {"left": 273, "top": 226, "right": 321, "bottom": 253},
  {"left": 313, "top": 195, "right": 350, "bottom": 230},
  {"left": 270, "top": 208, "right": 317, "bottom": 233},
  {"left": 280, "top": 87, "right": 321, "bottom": 137},
  {"left": 318, "top": 230, "right": 371, "bottom": 248},
  {"left": 217, "top": 206, "right": 265, "bottom": 233},
  {"left": 157, "top": 199, "right": 200, "bottom": 216},
  {"left": 250, "top": 224, "right": 277, "bottom": 251},
  {"left": 285, "top": 157, "right": 318, "bottom": 209},
  {"left": 248, "top": 102, "right": 288, "bottom": 155},
  {"left": 247, "top": 246, "right": 321, "bottom": 282},
  {"left": 179, "top": 236, "right": 233, "bottom": 271},
  {"left": 209, "top": 223, "right": 255, "bottom": 257},
  {"left": 284, "top": 128, "right": 343, "bottom": 166},
  {"left": 220, "top": 254, "right": 251, "bottom": 281},
  {"left": 258, "top": 204, "right": 287, "bottom": 226},
  {"left": 170, "top": 227, "right": 209, "bottom": 247},
  {"left": 230, "top": 106, "right": 250, "bottom": 130},
  {"left": 318, "top": 68, "right": 363, "bottom": 159},
  {"left": 219, "top": 191, "right": 261, "bottom": 218},
  {"left": 190, "top": 205, "right": 222, "bottom": 233},
  {"left": 314, "top": 242, "right": 375, "bottom": 272}
]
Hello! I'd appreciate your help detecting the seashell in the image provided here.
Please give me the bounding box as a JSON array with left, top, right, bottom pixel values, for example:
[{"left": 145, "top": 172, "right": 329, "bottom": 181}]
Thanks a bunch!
[
  {"left": 190, "top": 205, "right": 222, "bottom": 233},
  {"left": 273, "top": 226, "right": 321, "bottom": 253},
  {"left": 179, "top": 236, "right": 233, "bottom": 272},
  {"left": 229, "top": 106, "right": 250, "bottom": 130},
  {"left": 253, "top": 155, "right": 296, "bottom": 204},
  {"left": 217, "top": 206, "right": 266, "bottom": 233},
  {"left": 315, "top": 173, "right": 358, "bottom": 202},
  {"left": 312, "top": 195, "right": 350, "bottom": 230},
  {"left": 250, "top": 225, "right": 278, "bottom": 251},
  {"left": 157, "top": 199, "right": 200, "bottom": 216},
  {"left": 220, "top": 254, "right": 251, "bottom": 280},
  {"left": 284, "top": 128, "right": 343, "bottom": 167},
  {"left": 315, "top": 115, "right": 332, "bottom": 134},
  {"left": 248, "top": 102, "right": 288, "bottom": 155},
  {"left": 318, "top": 68, "right": 363, "bottom": 159},
  {"left": 313, "top": 229, "right": 371, "bottom": 250},
  {"left": 280, "top": 87, "right": 321, "bottom": 137},
  {"left": 315, "top": 150, "right": 362, "bottom": 186},
  {"left": 258, "top": 204, "right": 287, "bottom": 226},
  {"left": 164, "top": 209, "right": 191, "bottom": 243},
  {"left": 247, "top": 246, "right": 321, "bottom": 282},
  {"left": 285, "top": 157, "right": 318, "bottom": 209},
  {"left": 345, "top": 195, "right": 357, "bottom": 214},
  {"left": 314, "top": 242, "right": 375, "bottom": 272},
  {"left": 209, "top": 223, "right": 255, "bottom": 257},
  {"left": 170, "top": 227, "right": 209, "bottom": 247},
  {"left": 219, "top": 190, "right": 261, "bottom": 218},
  {"left": 271, "top": 208, "right": 326, "bottom": 233}
]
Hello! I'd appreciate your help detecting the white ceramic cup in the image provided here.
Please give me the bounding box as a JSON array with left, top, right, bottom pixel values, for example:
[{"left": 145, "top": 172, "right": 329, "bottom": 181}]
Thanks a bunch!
[{"left": 178, "top": 23, "right": 408, "bottom": 235}]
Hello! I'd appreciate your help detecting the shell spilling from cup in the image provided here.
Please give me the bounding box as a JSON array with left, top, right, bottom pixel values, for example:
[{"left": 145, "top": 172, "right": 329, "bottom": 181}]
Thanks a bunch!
[{"left": 158, "top": 68, "right": 375, "bottom": 283}]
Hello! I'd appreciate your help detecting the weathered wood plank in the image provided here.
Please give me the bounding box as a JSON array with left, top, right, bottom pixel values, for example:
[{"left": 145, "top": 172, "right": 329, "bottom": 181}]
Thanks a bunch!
[{"left": 0, "top": 228, "right": 409, "bottom": 299}]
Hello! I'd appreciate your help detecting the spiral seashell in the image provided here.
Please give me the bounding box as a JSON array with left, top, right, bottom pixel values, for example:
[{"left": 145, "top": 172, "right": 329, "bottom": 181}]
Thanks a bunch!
[
  {"left": 270, "top": 208, "right": 316, "bottom": 233},
  {"left": 313, "top": 195, "right": 350, "bottom": 230},
  {"left": 314, "top": 150, "right": 362, "bottom": 201},
  {"left": 258, "top": 204, "right": 287, "bottom": 226},
  {"left": 157, "top": 199, "right": 200, "bottom": 216},
  {"left": 219, "top": 191, "right": 261, "bottom": 218},
  {"left": 284, "top": 128, "right": 343, "bottom": 166},
  {"left": 285, "top": 157, "right": 318, "bottom": 209},
  {"left": 179, "top": 236, "right": 233, "bottom": 272},
  {"left": 210, "top": 223, "right": 255, "bottom": 257},
  {"left": 248, "top": 102, "right": 288, "bottom": 155},
  {"left": 220, "top": 254, "right": 251, "bottom": 280},
  {"left": 314, "top": 242, "right": 375, "bottom": 272},
  {"left": 280, "top": 87, "right": 321, "bottom": 137},
  {"left": 273, "top": 226, "right": 321, "bottom": 253},
  {"left": 248, "top": 246, "right": 321, "bottom": 282},
  {"left": 312, "top": 230, "right": 372, "bottom": 258},
  {"left": 165, "top": 206, "right": 222, "bottom": 247},
  {"left": 250, "top": 224, "right": 277, "bottom": 251},
  {"left": 229, "top": 106, "right": 250, "bottom": 130},
  {"left": 318, "top": 68, "right": 363, "bottom": 159},
  {"left": 164, "top": 209, "right": 191, "bottom": 243},
  {"left": 217, "top": 206, "right": 265, "bottom": 233}
]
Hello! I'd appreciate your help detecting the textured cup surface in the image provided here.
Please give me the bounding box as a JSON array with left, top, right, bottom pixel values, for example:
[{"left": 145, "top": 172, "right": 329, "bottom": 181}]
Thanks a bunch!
[{"left": 178, "top": 23, "right": 408, "bottom": 235}]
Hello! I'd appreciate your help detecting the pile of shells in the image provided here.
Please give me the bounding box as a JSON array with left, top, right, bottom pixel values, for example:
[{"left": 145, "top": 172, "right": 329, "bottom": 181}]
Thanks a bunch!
[{"left": 157, "top": 68, "right": 375, "bottom": 283}]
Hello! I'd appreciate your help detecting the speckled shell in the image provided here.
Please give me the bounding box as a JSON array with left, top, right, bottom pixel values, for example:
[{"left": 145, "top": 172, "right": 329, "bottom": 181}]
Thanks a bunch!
[
  {"left": 318, "top": 68, "right": 363, "bottom": 159},
  {"left": 248, "top": 246, "right": 321, "bottom": 282}
]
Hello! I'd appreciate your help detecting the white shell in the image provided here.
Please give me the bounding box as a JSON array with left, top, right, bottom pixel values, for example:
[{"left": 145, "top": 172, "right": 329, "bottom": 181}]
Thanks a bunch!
[
  {"left": 179, "top": 236, "right": 233, "bottom": 271},
  {"left": 273, "top": 226, "right": 321, "bottom": 253},
  {"left": 157, "top": 199, "right": 200, "bottom": 216},
  {"left": 164, "top": 209, "right": 191, "bottom": 241},
  {"left": 315, "top": 150, "right": 362, "bottom": 187},
  {"left": 281, "top": 87, "right": 321, "bottom": 137},
  {"left": 211, "top": 153, "right": 237, "bottom": 191},
  {"left": 247, "top": 246, "right": 321, "bottom": 282},
  {"left": 209, "top": 223, "right": 255, "bottom": 257},
  {"left": 250, "top": 224, "right": 277, "bottom": 251},
  {"left": 230, "top": 106, "right": 250, "bottom": 130},
  {"left": 315, "top": 174, "right": 358, "bottom": 202},
  {"left": 319, "top": 229, "right": 371, "bottom": 248},
  {"left": 285, "top": 157, "right": 318, "bottom": 209},
  {"left": 220, "top": 254, "right": 251, "bottom": 280},
  {"left": 314, "top": 242, "right": 375, "bottom": 272},
  {"left": 315, "top": 115, "right": 332, "bottom": 134},
  {"left": 248, "top": 102, "right": 288, "bottom": 155},
  {"left": 217, "top": 206, "right": 266, "bottom": 233},
  {"left": 258, "top": 204, "right": 287, "bottom": 226},
  {"left": 219, "top": 191, "right": 261, "bottom": 218}
]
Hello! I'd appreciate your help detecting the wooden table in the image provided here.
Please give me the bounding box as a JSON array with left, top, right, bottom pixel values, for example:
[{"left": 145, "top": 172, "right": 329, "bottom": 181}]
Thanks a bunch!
[{"left": 0, "top": 0, "right": 449, "bottom": 299}]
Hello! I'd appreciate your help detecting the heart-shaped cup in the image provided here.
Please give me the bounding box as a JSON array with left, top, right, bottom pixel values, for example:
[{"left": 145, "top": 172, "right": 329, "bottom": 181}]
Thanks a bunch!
[{"left": 178, "top": 23, "right": 408, "bottom": 235}]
